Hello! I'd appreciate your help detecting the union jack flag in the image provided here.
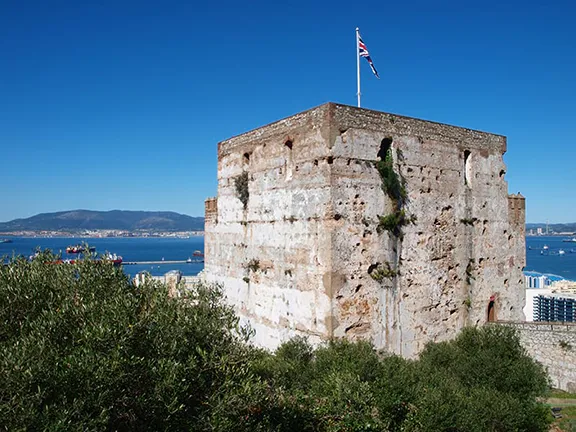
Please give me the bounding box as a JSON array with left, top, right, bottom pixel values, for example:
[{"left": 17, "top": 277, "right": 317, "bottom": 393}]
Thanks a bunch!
[{"left": 358, "top": 34, "right": 379, "bottom": 79}]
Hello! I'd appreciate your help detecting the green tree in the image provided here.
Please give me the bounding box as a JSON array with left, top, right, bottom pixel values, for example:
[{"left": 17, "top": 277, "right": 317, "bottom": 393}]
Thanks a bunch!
[
  {"left": 254, "top": 328, "right": 551, "bottom": 432},
  {"left": 0, "top": 251, "right": 267, "bottom": 431},
  {"left": 405, "top": 325, "right": 551, "bottom": 432}
]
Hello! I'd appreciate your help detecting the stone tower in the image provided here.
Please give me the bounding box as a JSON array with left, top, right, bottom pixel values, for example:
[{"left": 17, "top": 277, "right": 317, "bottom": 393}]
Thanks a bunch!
[{"left": 204, "top": 103, "right": 526, "bottom": 357}]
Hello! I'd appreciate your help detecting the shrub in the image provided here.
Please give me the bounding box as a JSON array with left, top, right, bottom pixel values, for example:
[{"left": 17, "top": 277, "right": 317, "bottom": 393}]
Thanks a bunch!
[
  {"left": 369, "top": 262, "right": 398, "bottom": 281},
  {"left": 235, "top": 171, "right": 249, "bottom": 209},
  {"left": 253, "top": 327, "right": 551, "bottom": 432},
  {"left": 377, "top": 210, "right": 416, "bottom": 237},
  {"left": 0, "top": 251, "right": 263, "bottom": 431},
  {"left": 375, "top": 149, "right": 406, "bottom": 206},
  {"left": 417, "top": 325, "right": 550, "bottom": 400}
]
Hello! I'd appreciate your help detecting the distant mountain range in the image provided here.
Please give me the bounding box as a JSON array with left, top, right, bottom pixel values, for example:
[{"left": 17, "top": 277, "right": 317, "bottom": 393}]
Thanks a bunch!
[
  {"left": 0, "top": 210, "right": 204, "bottom": 232},
  {"left": 526, "top": 223, "right": 576, "bottom": 233}
]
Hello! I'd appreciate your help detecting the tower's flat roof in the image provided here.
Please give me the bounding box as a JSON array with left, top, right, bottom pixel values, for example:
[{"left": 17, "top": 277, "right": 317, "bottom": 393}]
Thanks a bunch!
[{"left": 218, "top": 102, "right": 506, "bottom": 154}]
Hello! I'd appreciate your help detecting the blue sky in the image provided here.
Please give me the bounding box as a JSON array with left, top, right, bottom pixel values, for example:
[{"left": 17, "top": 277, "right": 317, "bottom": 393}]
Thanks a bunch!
[{"left": 1, "top": 0, "right": 574, "bottom": 223}]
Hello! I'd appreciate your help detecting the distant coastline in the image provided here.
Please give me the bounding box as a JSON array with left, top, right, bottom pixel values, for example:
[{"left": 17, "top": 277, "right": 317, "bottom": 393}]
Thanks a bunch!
[
  {"left": 1, "top": 230, "right": 204, "bottom": 239},
  {"left": 526, "top": 233, "right": 576, "bottom": 237},
  {"left": 0, "top": 210, "right": 205, "bottom": 234}
]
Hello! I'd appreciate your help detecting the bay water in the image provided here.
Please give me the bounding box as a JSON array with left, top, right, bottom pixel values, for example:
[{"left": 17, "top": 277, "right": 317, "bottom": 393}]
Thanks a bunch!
[{"left": 0, "top": 237, "right": 204, "bottom": 278}]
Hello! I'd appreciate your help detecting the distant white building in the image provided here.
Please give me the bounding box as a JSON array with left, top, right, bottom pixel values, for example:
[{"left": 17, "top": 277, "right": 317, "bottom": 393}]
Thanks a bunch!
[
  {"left": 524, "top": 288, "right": 552, "bottom": 321},
  {"left": 524, "top": 277, "right": 576, "bottom": 322},
  {"left": 532, "top": 292, "right": 576, "bottom": 322}
]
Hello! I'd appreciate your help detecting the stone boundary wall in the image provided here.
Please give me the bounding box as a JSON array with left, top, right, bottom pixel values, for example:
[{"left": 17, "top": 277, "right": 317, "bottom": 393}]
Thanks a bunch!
[{"left": 498, "top": 321, "right": 576, "bottom": 392}]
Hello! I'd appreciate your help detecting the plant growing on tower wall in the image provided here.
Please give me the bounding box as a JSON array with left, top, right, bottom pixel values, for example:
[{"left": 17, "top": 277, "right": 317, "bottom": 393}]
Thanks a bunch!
[
  {"left": 375, "top": 146, "right": 415, "bottom": 237},
  {"left": 376, "top": 148, "right": 407, "bottom": 208},
  {"left": 235, "top": 171, "right": 249, "bottom": 209}
]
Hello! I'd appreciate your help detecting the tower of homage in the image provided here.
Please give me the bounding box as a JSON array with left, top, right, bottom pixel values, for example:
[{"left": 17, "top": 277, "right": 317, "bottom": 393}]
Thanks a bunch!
[{"left": 204, "top": 102, "right": 526, "bottom": 357}]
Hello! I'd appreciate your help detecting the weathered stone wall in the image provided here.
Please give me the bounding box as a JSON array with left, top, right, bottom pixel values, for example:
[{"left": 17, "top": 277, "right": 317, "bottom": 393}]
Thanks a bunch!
[
  {"left": 204, "top": 105, "right": 336, "bottom": 348},
  {"left": 501, "top": 321, "right": 576, "bottom": 392},
  {"left": 204, "top": 102, "right": 526, "bottom": 356},
  {"left": 326, "top": 105, "right": 525, "bottom": 357}
]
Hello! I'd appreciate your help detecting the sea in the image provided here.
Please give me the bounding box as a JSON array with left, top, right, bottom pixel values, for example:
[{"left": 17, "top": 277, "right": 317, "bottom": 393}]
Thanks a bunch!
[
  {"left": 525, "top": 235, "right": 576, "bottom": 281},
  {"left": 1, "top": 235, "right": 575, "bottom": 281},
  {"left": 0, "top": 237, "right": 205, "bottom": 278}
]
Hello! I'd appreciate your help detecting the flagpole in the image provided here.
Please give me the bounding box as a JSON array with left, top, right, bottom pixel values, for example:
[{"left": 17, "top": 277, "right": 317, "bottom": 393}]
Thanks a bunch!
[{"left": 356, "top": 27, "right": 361, "bottom": 107}]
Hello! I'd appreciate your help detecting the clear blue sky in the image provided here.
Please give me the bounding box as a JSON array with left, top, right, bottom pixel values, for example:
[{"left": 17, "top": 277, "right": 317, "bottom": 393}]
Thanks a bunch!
[{"left": 1, "top": 0, "right": 574, "bottom": 223}]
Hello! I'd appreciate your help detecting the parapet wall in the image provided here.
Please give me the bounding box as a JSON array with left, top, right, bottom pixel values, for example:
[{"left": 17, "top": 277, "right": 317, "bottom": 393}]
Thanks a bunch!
[
  {"left": 507, "top": 194, "right": 526, "bottom": 234},
  {"left": 500, "top": 321, "right": 576, "bottom": 392}
]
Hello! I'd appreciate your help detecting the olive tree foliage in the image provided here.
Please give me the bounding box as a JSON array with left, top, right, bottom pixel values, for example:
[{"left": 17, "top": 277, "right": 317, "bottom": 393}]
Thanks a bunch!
[
  {"left": 0, "top": 250, "right": 552, "bottom": 431},
  {"left": 0, "top": 250, "right": 268, "bottom": 431}
]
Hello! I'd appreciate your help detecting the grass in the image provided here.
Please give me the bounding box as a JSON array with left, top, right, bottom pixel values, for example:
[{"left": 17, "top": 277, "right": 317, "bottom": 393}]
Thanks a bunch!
[
  {"left": 550, "top": 405, "right": 576, "bottom": 431},
  {"left": 548, "top": 390, "right": 576, "bottom": 431},
  {"left": 551, "top": 390, "right": 576, "bottom": 400}
]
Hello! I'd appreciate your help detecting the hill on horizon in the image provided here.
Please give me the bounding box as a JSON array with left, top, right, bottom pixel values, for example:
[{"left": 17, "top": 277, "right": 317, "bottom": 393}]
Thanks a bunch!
[{"left": 0, "top": 210, "right": 204, "bottom": 232}]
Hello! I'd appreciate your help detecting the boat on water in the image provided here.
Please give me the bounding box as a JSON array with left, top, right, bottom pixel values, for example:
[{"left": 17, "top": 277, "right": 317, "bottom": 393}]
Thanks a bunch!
[
  {"left": 543, "top": 245, "right": 549, "bottom": 250},
  {"left": 186, "top": 257, "right": 192, "bottom": 263},
  {"left": 559, "top": 249, "right": 566, "bottom": 255},
  {"left": 66, "top": 245, "right": 96, "bottom": 254},
  {"left": 192, "top": 250, "right": 204, "bottom": 257},
  {"left": 0, "top": 239, "right": 13, "bottom": 244},
  {"left": 563, "top": 238, "right": 576, "bottom": 243}
]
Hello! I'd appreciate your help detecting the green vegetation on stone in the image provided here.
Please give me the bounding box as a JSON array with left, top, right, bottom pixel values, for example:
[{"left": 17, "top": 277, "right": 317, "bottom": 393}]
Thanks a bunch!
[
  {"left": 377, "top": 210, "right": 416, "bottom": 237},
  {"left": 235, "top": 171, "right": 250, "bottom": 209},
  {"left": 375, "top": 149, "right": 406, "bottom": 206},
  {"left": 369, "top": 262, "right": 398, "bottom": 281},
  {"left": 375, "top": 148, "right": 416, "bottom": 238}
]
